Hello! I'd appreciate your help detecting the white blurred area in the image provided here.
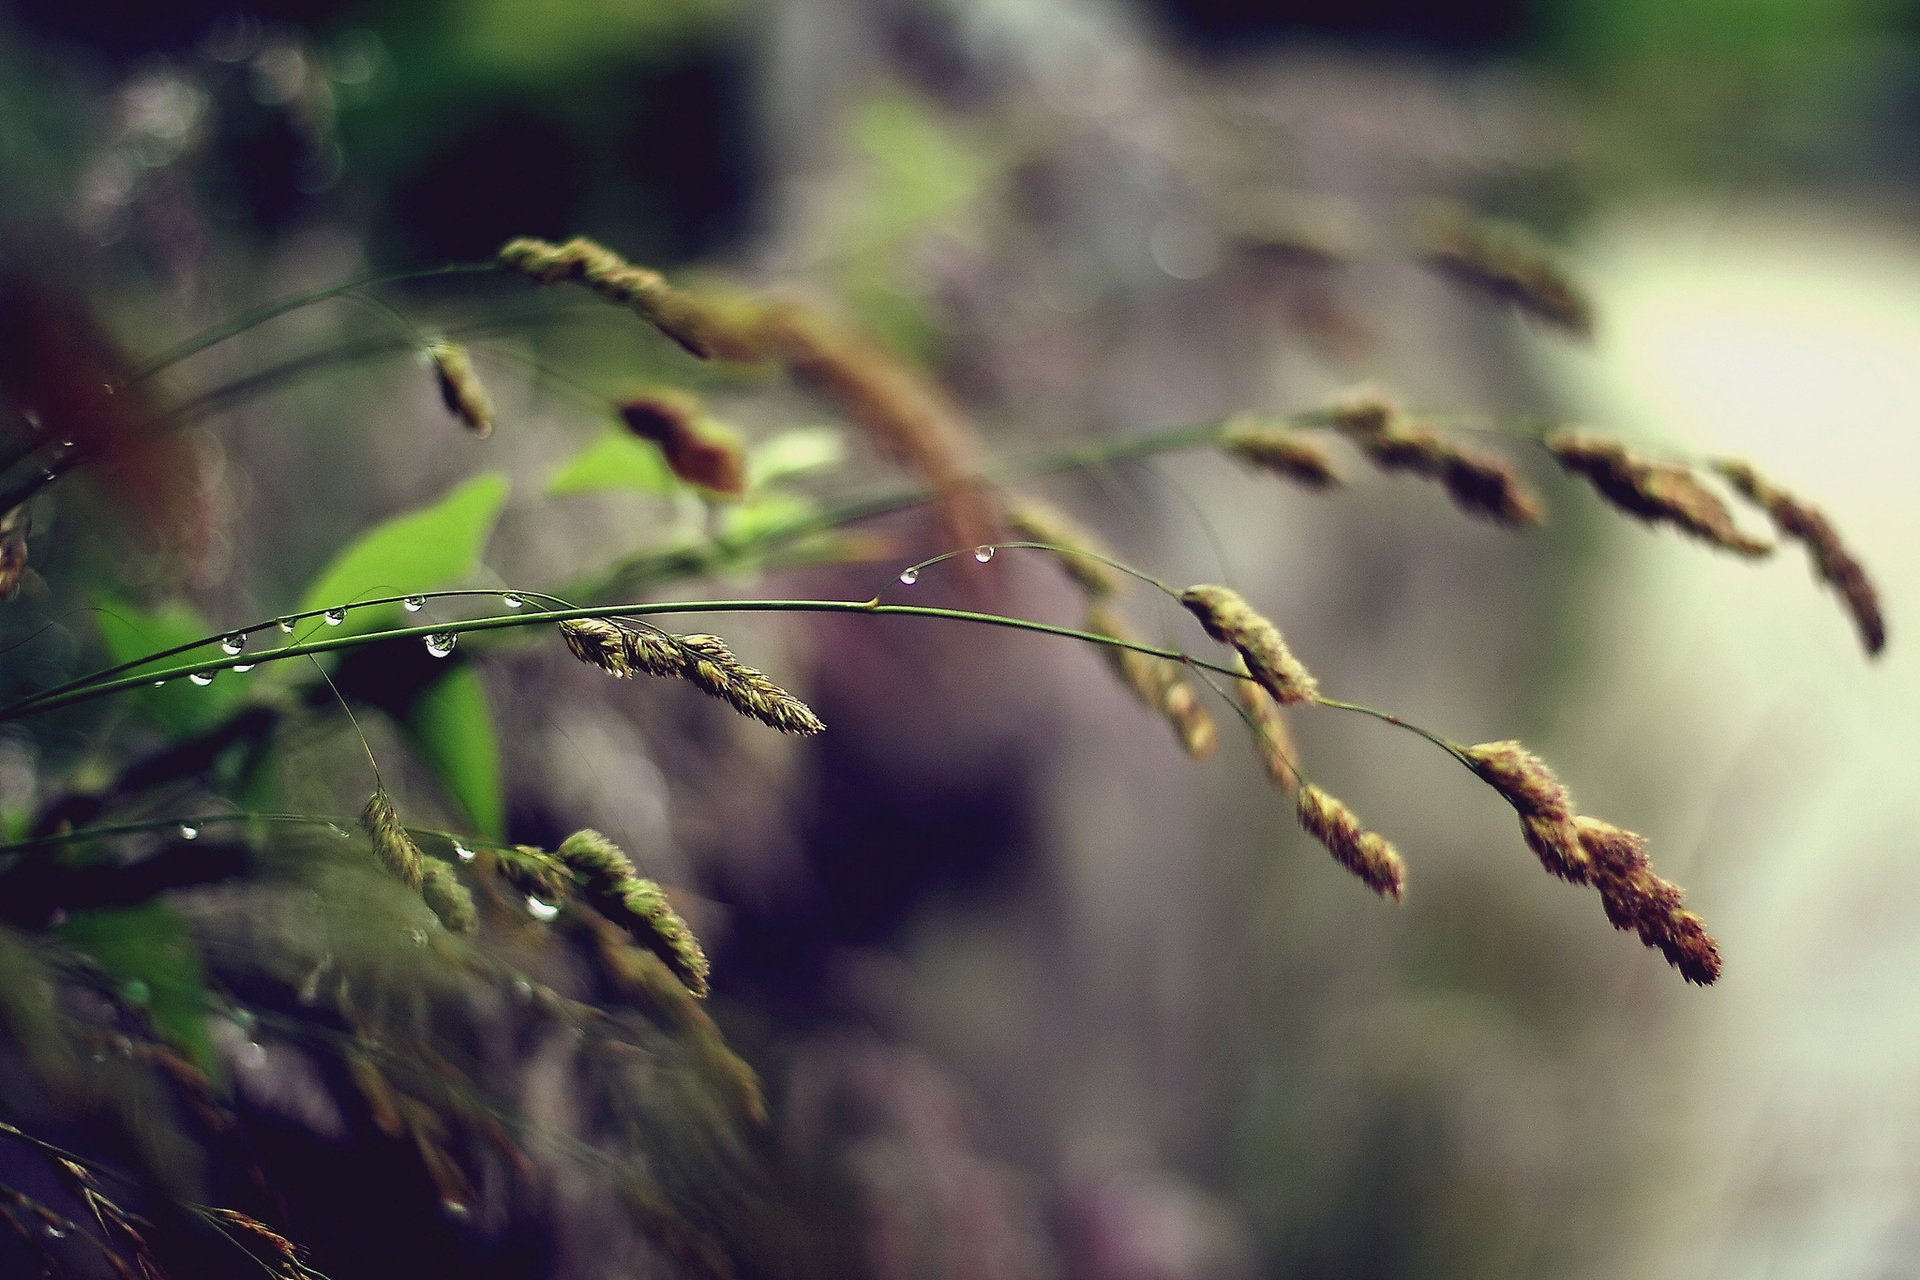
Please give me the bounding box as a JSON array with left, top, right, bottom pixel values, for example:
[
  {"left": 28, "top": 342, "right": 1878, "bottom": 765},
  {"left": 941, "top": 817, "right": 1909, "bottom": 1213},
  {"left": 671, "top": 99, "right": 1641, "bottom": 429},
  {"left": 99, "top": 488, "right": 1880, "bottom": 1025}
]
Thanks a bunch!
[{"left": 1556, "top": 204, "right": 1920, "bottom": 1279}]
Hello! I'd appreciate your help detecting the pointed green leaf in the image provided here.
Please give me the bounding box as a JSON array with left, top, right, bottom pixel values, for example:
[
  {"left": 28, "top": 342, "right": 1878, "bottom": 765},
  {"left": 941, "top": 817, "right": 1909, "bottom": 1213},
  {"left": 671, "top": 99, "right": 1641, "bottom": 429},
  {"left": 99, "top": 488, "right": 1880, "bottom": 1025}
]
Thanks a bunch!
[
  {"left": 396, "top": 665, "right": 504, "bottom": 838},
  {"left": 96, "top": 598, "right": 244, "bottom": 736},
  {"left": 297, "top": 473, "right": 510, "bottom": 635},
  {"left": 747, "top": 426, "right": 844, "bottom": 489},
  {"left": 547, "top": 427, "right": 678, "bottom": 497}
]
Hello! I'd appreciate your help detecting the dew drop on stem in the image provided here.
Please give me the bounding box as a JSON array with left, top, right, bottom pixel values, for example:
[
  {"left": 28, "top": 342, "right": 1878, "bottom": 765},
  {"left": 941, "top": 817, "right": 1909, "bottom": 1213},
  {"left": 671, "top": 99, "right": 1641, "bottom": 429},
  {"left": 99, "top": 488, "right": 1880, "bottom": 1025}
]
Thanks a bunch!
[
  {"left": 189, "top": 671, "right": 215, "bottom": 686},
  {"left": 179, "top": 824, "right": 199, "bottom": 840},
  {"left": 898, "top": 568, "right": 919, "bottom": 586},
  {"left": 424, "top": 633, "right": 457, "bottom": 658},
  {"left": 233, "top": 663, "right": 254, "bottom": 673},
  {"left": 452, "top": 841, "right": 475, "bottom": 863},
  {"left": 221, "top": 633, "right": 246, "bottom": 655},
  {"left": 502, "top": 592, "right": 524, "bottom": 608},
  {"left": 973, "top": 545, "right": 996, "bottom": 563},
  {"left": 278, "top": 618, "right": 296, "bottom": 633},
  {"left": 323, "top": 608, "right": 346, "bottom": 626},
  {"left": 525, "top": 895, "right": 559, "bottom": 921},
  {"left": 403, "top": 596, "right": 425, "bottom": 612}
]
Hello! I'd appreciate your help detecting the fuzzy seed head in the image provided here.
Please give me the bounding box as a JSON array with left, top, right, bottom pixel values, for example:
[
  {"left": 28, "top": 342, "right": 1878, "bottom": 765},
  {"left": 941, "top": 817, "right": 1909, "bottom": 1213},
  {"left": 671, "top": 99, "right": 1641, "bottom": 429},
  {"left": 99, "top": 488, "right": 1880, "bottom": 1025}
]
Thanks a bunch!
[
  {"left": 1296, "top": 784, "right": 1405, "bottom": 899},
  {"left": 1221, "top": 419, "right": 1343, "bottom": 489},
  {"left": 1236, "top": 667, "right": 1300, "bottom": 793},
  {"left": 610, "top": 878, "right": 712, "bottom": 997},
  {"left": 1548, "top": 433, "right": 1772, "bottom": 558},
  {"left": 360, "top": 788, "right": 423, "bottom": 891},
  {"left": 1178, "top": 584, "right": 1319, "bottom": 705},
  {"left": 556, "top": 828, "right": 637, "bottom": 889},
  {"left": 1716, "top": 458, "right": 1887, "bottom": 656},
  {"left": 1576, "top": 817, "right": 1721, "bottom": 984},
  {"left": 674, "top": 633, "right": 826, "bottom": 735},
  {"left": 421, "top": 861, "right": 477, "bottom": 934},
  {"left": 1086, "top": 604, "right": 1217, "bottom": 759},
  {"left": 618, "top": 394, "right": 747, "bottom": 498},
  {"left": 426, "top": 341, "right": 492, "bottom": 437},
  {"left": 1419, "top": 210, "right": 1594, "bottom": 337},
  {"left": 560, "top": 618, "right": 634, "bottom": 678}
]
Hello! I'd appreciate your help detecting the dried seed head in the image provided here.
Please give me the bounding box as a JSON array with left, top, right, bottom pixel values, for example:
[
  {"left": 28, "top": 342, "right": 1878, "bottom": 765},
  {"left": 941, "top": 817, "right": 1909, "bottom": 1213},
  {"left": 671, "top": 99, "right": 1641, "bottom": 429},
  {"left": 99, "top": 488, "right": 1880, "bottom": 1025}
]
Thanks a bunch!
[
  {"left": 1419, "top": 209, "right": 1594, "bottom": 338},
  {"left": 1005, "top": 501, "right": 1125, "bottom": 599},
  {"left": 1236, "top": 665, "right": 1300, "bottom": 793},
  {"left": 1576, "top": 817, "right": 1721, "bottom": 984},
  {"left": 425, "top": 341, "right": 492, "bottom": 437},
  {"left": 1438, "top": 448, "right": 1544, "bottom": 526},
  {"left": 1716, "top": 459, "right": 1887, "bottom": 656},
  {"left": 1296, "top": 784, "right": 1405, "bottom": 899},
  {"left": 1085, "top": 604, "right": 1216, "bottom": 759},
  {"left": 560, "top": 618, "right": 634, "bottom": 678},
  {"left": 675, "top": 633, "right": 826, "bottom": 735},
  {"left": 1178, "top": 584, "right": 1319, "bottom": 705},
  {"left": 360, "top": 787, "right": 423, "bottom": 891},
  {"left": 618, "top": 393, "right": 746, "bottom": 498},
  {"left": 421, "top": 861, "right": 477, "bottom": 934},
  {"left": 1329, "top": 393, "right": 1398, "bottom": 437},
  {"left": 1548, "top": 432, "right": 1772, "bottom": 557},
  {"left": 1463, "top": 741, "right": 1589, "bottom": 881},
  {"left": 1221, "top": 418, "right": 1343, "bottom": 489},
  {"left": 1331, "top": 403, "right": 1541, "bottom": 526}
]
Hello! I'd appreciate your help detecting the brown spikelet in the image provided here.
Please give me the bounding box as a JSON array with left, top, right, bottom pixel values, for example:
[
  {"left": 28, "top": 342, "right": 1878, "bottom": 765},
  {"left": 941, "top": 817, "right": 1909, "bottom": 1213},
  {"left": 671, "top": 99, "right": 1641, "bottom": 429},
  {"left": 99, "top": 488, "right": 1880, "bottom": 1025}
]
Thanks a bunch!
[
  {"left": 1178, "top": 584, "right": 1319, "bottom": 705},
  {"left": 1715, "top": 459, "right": 1887, "bottom": 656},
  {"left": 1085, "top": 603, "right": 1216, "bottom": 759},
  {"left": 675, "top": 633, "right": 826, "bottom": 735},
  {"left": 425, "top": 341, "right": 492, "bottom": 437},
  {"left": 0, "top": 504, "right": 28, "bottom": 602},
  {"left": 557, "top": 829, "right": 711, "bottom": 996},
  {"left": 421, "top": 861, "right": 477, "bottom": 934},
  {"left": 759, "top": 303, "right": 993, "bottom": 551},
  {"left": 618, "top": 392, "right": 747, "bottom": 498},
  {"left": 1547, "top": 432, "right": 1772, "bottom": 557},
  {"left": 496, "top": 236, "right": 766, "bottom": 362},
  {"left": 1330, "top": 398, "right": 1541, "bottom": 525},
  {"left": 1296, "top": 783, "right": 1405, "bottom": 899},
  {"left": 560, "top": 617, "right": 634, "bottom": 678},
  {"left": 1005, "top": 501, "right": 1125, "bottom": 598},
  {"left": 1419, "top": 208, "right": 1594, "bottom": 338},
  {"left": 621, "top": 624, "right": 687, "bottom": 677},
  {"left": 360, "top": 787, "right": 424, "bottom": 891},
  {"left": 1236, "top": 663, "right": 1300, "bottom": 792},
  {"left": 1575, "top": 817, "right": 1721, "bottom": 984},
  {"left": 1462, "top": 740, "right": 1588, "bottom": 881},
  {"left": 1221, "top": 417, "right": 1343, "bottom": 488}
]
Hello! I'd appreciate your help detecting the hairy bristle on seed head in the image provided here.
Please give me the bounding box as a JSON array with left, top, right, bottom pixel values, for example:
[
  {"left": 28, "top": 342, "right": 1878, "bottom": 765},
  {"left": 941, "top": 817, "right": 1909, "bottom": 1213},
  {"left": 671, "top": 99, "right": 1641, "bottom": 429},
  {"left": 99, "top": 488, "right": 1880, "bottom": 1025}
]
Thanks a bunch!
[
  {"left": 1547, "top": 432, "right": 1772, "bottom": 557},
  {"left": 1575, "top": 817, "right": 1721, "bottom": 984},
  {"left": 1715, "top": 459, "right": 1887, "bottom": 656},
  {"left": 1329, "top": 403, "right": 1541, "bottom": 526},
  {"left": 1236, "top": 664, "right": 1300, "bottom": 793},
  {"left": 421, "top": 861, "right": 477, "bottom": 934},
  {"left": 1418, "top": 209, "right": 1594, "bottom": 338},
  {"left": 557, "top": 828, "right": 637, "bottom": 889},
  {"left": 674, "top": 633, "right": 826, "bottom": 735},
  {"left": 1005, "top": 502, "right": 1125, "bottom": 599},
  {"left": 618, "top": 393, "right": 746, "bottom": 498},
  {"left": 1085, "top": 604, "right": 1216, "bottom": 759},
  {"left": 1178, "top": 584, "right": 1319, "bottom": 705},
  {"left": 0, "top": 504, "right": 27, "bottom": 602},
  {"left": 610, "top": 878, "right": 712, "bottom": 997},
  {"left": 1296, "top": 784, "right": 1405, "bottom": 899},
  {"left": 360, "top": 787, "right": 423, "bottom": 891},
  {"left": 560, "top": 618, "right": 634, "bottom": 678},
  {"left": 1221, "top": 417, "right": 1344, "bottom": 489},
  {"left": 425, "top": 341, "right": 492, "bottom": 437}
]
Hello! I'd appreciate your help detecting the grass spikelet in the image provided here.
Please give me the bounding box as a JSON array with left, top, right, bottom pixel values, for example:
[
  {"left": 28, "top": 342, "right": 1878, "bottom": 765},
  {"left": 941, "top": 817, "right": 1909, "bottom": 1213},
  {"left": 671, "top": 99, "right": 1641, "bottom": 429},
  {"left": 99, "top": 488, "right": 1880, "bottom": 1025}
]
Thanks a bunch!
[
  {"left": 618, "top": 392, "right": 746, "bottom": 498},
  {"left": 1236, "top": 664, "right": 1299, "bottom": 792},
  {"left": 1221, "top": 417, "right": 1343, "bottom": 488},
  {"left": 560, "top": 618, "right": 634, "bottom": 678},
  {"left": 556, "top": 829, "right": 711, "bottom": 996},
  {"left": 674, "top": 633, "right": 826, "bottom": 735},
  {"left": 421, "top": 861, "right": 476, "bottom": 934},
  {"left": 425, "top": 340, "right": 492, "bottom": 437},
  {"left": 496, "top": 236, "right": 765, "bottom": 362},
  {"left": 1418, "top": 208, "right": 1594, "bottom": 338},
  {"left": 0, "top": 504, "right": 29, "bottom": 602},
  {"left": 1296, "top": 784, "right": 1405, "bottom": 899},
  {"left": 620, "top": 624, "right": 687, "bottom": 678},
  {"left": 1004, "top": 501, "right": 1125, "bottom": 599},
  {"left": 496, "top": 843, "right": 571, "bottom": 905},
  {"left": 1178, "top": 584, "right": 1319, "bottom": 705},
  {"left": 1462, "top": 740, "right": 1587, "bottom": 881},
  {"left": 1575, "top": 817, "right": 1722, "bottom": 984},
  {"left": 1329, "top": 399, "right": 1541, "bottom": 525},
  {"left": 759, "top": 304, "right": 993, "bottom": 550},
  {"left": 1715, "top": 459, "right": 1887, "bottom": 656},
  {"left": 1085, "top": 603, "right": 1216, "bottom": 759},
  {"left": 1547, "top": 432, "right": 1772, "bottom": 557},
  {"left": 360, "top": 788, "right": 423, "bottom": 891}
]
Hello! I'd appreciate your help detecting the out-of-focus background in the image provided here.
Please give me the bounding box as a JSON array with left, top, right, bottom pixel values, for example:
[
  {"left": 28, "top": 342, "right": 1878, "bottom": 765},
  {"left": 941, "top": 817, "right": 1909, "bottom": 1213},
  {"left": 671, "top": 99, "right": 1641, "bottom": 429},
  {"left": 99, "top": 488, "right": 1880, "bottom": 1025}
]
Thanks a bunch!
[{"left": 1, "top": 0, "right": 1915, "bottom": 1276}]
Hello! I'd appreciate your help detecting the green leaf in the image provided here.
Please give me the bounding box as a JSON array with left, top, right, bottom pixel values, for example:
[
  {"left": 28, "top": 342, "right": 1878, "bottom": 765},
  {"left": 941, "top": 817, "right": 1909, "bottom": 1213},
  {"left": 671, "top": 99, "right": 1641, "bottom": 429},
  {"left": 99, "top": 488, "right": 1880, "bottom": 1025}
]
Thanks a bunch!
[
  {"left": 57, "top": 902, "right": 216, "bottom": 1078},
  {"left": 297, "top": 473, "right": 510, "bottom": 636},
  {"left": 748, "top": 427, "right": 844, "bottom": 489},
  {"left": 96, "top": 598, "right": 244, "bottom": 736},
  {"left": 396, "top": 665, "right": 504, "bottom": 838},
  {"left": 547, "top": 427, "right": 678, "bottom": 498}
]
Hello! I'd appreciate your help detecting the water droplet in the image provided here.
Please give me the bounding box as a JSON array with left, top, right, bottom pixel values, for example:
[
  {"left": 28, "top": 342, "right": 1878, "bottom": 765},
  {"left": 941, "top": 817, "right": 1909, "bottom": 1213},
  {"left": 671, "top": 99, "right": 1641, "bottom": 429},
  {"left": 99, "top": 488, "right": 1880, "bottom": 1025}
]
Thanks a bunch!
[
  {"left": 323, "top": 608, "right": 346, "bottom": 625},
  {"left": 43, "top": 1224, "right": 66, "bottom": 1240},
  {"left": 240, "top": 1040, "right": 267, "bottom": 1070},
  {"left": 403, "top": 595, "right": 426, "bottom": 612},
  {"left": 407, "top": 928, "right": 427, "bottom": 948},
  {"left": 179, "top": 824, "right": 199, "bottom": 839},
  {"left": 512, "top": 979, "right": 534, "bottom": 1004},
  {"left": 898, "top": 568, "right": 919, "bottom": 586},
  {"left": 152, "top": 679, "right": 168, "bottom": 687},
  {"left": 221, "top": 633, "right": 246, "bottom": 655},
  {"left": 330, "top": 823, "right": 351, "bottom": 840},
  {"left": 502, "top": 592, "right": 524, "bottom": 608},
  {"left": 441, "top": 1198, "right": 471, "bottom": 1221},
  {"left": 525, "top": 895, "right": 559, "bottom": 921},
  {"left": 41, "top": 468, "right": 56, "bottom": 481},
  {"left": 278, "top": 618, "right": 296, "bottom": 633},
  {"left": 452, "top": 841, "right": 475, "bottom": 863},
  {"left": 188, "top": 671, "right": 215, "bottom": 686},
  {"left": 424, "top": 632, "right": 456, "bottom": 658},
  {"left": 973, "top": 545, "right": 996, "bottom": 563},
  {"left": 60, "top": 439, "right": 75, "bottom": 449},
  {"left": 101, "top": 380, "right": 116, "bottom": 396},
  {"left": 232, "top": 663, "right": 254, "bottom": 673},
  {"left": 123, "top": 979, "right": 150, "bottom": 1005}
]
